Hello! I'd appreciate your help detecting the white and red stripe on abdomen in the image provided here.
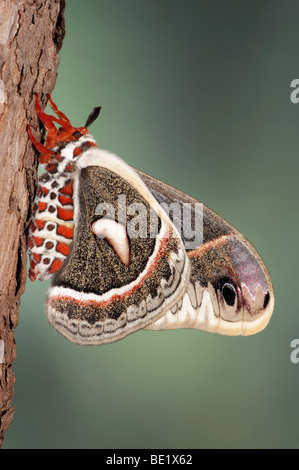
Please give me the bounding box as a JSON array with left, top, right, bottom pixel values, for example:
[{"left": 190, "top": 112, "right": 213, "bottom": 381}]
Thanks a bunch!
[{"left": 27, "top": 172, "right": 74, "bottom": 281}]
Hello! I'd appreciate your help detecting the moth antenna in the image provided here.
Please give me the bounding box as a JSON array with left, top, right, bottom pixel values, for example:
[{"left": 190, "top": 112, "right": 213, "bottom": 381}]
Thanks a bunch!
[{"left": 84, "top": 106, "right": 101, "bottom": 128}]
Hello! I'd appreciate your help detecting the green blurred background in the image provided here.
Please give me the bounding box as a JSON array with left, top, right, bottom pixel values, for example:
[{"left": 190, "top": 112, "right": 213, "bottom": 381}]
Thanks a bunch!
[{"left": 4, "top": 0, "right": 299, "bottom": 448}]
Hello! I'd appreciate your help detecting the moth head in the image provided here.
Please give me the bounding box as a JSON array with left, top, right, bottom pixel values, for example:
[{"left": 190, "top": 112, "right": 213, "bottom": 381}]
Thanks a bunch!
[
  {"left": 53, "top": 105, "right": 102, "bottom": 146},
  {"left": 28, "top": 94, "right": 101, "bottom": 160}
]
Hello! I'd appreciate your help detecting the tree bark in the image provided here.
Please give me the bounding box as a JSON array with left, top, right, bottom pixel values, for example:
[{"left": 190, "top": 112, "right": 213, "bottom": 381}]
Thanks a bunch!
[{"left": 0, "top": 0, "right": 65, "bottom": 447}]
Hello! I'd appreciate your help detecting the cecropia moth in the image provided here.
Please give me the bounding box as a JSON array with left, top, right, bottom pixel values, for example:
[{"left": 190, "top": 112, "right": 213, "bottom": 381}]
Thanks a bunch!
[{"left": 27, "top": 94, "right": 274, "bottom": 345}]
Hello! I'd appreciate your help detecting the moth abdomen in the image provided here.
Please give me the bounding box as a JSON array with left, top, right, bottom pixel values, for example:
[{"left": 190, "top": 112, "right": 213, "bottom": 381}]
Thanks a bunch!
[
  {"left": 27, "top": 94, "right": 98, "bottom": 283},
  {"left": 27, "top": 171, "right": 75, "bottom": 281}
]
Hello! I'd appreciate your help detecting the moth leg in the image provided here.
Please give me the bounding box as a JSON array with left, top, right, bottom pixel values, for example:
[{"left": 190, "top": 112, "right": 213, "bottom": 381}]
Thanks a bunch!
[
  {"left": 35, "top": 93, "right": 74, "bottom": 133},
  {"left": 47, "top": 94, "right": 72, "bottom": 125},
  {"left": 34, "top": 93, "right": 58, "bottom": 135},
  {"left": 27, "top": 124, "right": 52, "bottom": 164}
]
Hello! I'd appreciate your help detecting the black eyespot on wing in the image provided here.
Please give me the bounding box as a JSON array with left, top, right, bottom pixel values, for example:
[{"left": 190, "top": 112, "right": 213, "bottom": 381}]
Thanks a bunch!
[
  {"left": 263, "top": 291, "right": 270, "bottom": 309},
  {"left": 221, "top": 282, "right": 237, "bottom": 306}
]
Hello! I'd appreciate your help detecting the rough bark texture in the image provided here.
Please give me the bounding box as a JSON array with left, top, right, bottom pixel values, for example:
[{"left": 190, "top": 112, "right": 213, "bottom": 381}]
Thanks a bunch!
[{"left": 0, "top": 0, "right": 65, "bottom": 447}]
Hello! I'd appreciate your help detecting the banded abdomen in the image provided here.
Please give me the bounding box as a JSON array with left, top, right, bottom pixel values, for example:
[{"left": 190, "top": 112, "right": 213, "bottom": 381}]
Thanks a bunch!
[{"left": 27, "top": 170, "right": 74, "bottom": 281}]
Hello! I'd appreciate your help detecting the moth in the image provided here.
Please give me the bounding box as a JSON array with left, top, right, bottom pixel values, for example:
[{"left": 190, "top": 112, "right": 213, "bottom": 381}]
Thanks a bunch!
[{"left": 27, "top": 94, "right": 274, "bottom": 345}]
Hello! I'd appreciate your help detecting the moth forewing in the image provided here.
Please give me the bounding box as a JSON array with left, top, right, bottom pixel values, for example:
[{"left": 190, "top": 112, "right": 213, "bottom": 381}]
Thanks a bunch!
[{"left": 137, "top": 170, "right": 274, "bottom": 336}]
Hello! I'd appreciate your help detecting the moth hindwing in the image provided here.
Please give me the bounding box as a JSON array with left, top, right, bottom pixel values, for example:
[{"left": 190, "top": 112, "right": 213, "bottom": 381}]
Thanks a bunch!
[{"left": 47, "top": 149, "right": 190, "bottom": 345}]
